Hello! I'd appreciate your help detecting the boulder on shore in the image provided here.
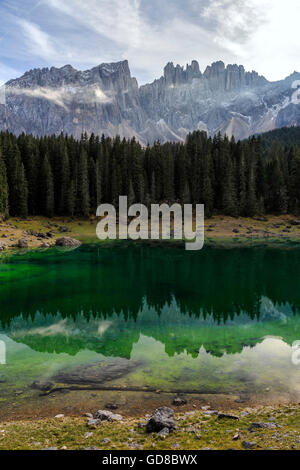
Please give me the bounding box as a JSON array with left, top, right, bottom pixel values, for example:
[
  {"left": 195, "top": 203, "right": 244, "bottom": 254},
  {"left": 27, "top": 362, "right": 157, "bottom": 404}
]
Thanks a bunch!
[
  {"left": 172, "top": 397, "right": 187, "bottom": 406},
  {"left": 55, "top": 237, "right": 81, "bottom": 247},
  {"left": 94, "top": 410, "right": 122, "bottom": 422},
  {"left": 18, "top": 239, "right": 28, "bottom": 248},
  {"left": 146, "top": 407, "right": 177, "bottom": 433}
]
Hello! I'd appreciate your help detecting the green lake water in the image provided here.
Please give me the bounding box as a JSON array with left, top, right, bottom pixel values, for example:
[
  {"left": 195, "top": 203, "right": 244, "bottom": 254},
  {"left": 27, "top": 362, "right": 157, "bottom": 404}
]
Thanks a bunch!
[{"left": 0, "top": 244, "right": 299, "bottom": 417}]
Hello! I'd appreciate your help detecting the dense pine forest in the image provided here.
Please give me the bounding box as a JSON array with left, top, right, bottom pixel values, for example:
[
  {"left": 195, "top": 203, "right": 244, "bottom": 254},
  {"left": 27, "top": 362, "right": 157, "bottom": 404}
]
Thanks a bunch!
[{"left": 0, "top": 128, "right": 300, "bottom": 219}]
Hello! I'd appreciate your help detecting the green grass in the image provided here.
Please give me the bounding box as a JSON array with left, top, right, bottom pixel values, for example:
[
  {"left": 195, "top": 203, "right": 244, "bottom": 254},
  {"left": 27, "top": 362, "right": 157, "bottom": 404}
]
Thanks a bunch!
[{"left": 0, "top": 404, "right": 299, "bottom": 450}]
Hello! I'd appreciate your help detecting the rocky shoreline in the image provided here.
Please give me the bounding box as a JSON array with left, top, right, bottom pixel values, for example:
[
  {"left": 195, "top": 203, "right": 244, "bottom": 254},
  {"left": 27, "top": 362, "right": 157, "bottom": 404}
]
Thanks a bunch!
[
  {"left": 0, "top": 403, "right": 299, "bottom": 450},
  {"left": 1, "top": 215, "right": 300, "bottom": 252}
]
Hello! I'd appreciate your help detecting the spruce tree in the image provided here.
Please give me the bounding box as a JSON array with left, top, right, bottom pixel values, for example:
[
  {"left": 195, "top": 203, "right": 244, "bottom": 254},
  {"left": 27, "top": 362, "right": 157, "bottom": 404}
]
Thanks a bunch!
[
  {"left": 40, "top": 154, "right": 54, "bottom": 217},
  {"left": 77, "top": 148, "right": 90, "bottom": 216},
  {"left": 0, "top": 149, "right": 9, "bottom": 217}
]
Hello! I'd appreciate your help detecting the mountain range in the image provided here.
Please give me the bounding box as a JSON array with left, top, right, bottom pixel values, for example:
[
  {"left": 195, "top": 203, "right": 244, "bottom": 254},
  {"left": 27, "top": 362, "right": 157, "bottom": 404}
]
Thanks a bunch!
[{"left": 0, "top": 59, "right": 300, "bottom": 144}]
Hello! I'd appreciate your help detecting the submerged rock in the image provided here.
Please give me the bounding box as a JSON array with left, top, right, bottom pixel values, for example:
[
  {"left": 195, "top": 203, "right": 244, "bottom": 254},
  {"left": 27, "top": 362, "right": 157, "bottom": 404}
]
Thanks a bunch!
[
  {"left": 54, "top": 358, "right": 142, "bottom": 385},
  {"left": 146, "top": 407, "right": 177, "bottom": 433}
]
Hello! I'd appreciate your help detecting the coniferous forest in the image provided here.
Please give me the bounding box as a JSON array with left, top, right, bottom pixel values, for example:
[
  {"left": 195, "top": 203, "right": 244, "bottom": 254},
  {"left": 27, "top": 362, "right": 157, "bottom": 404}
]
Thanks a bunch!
[{"left": 0, "top": 128, "right": 300, "bottom": 219}]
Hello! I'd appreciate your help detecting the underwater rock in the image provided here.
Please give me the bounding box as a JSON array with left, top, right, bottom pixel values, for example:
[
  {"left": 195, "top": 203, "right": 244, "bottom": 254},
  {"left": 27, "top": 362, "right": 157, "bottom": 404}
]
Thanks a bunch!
[
  {"left": 54, "top": 359, "right": 143, "bottom": 385},
  {"left": 31, "top": 380, "right": 54, "bottom": 392}
]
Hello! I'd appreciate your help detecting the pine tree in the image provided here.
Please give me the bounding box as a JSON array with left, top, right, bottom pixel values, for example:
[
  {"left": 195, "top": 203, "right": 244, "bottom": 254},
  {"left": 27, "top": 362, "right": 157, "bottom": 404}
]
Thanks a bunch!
[
  {"left": 0, "top": 149, "right": 9, "bottom": 217},
  {"left": 67, "top": 179, "right": 76, "bottom": 217},
  {"left": 201, "top": 152, "right": 214, "bottom": 217},
  {"left": 289, "top": 147, "right": 300, "bottom": 214},
  {"left": 245, "top": 164, "right": 257, "bottom": 216},
  {"left": 222, "top": 157, "right": 238, "bottom": 217},
  {"left": 59, "top": 147, "right": 70, "bottom": 214},
  {"left": 40, "top": 154, "right": 54, "bottom": 217},
  {"left": 77, "top": 148, "right": 90, "bottom": 216},
  {"left": 95, "top": 155, "right": 102, "bottom": 207}
]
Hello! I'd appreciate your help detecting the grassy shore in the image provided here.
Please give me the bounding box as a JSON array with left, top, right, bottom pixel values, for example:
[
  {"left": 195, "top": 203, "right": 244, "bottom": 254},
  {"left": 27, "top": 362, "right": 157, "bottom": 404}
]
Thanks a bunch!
[
  {"left": 0, "top": 404, "right": 299, "bottom": 450},
  {"left": 1, "top": 214, "right": 300, "bottom": 250}
]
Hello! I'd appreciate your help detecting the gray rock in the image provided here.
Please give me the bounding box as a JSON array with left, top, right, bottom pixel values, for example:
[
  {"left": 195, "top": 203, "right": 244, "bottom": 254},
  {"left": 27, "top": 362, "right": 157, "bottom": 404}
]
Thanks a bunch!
[
  {"left": 0, "top": 244, "right": 5, "bottom": 251},
  {"left": 40, "top": 242, "right": 50, "bottom": 248},
  {"left": 157, "top": 427, "right": 170, "bottom": 439},
  {"left": 218, "top": 413, "right": 239, "bottom": 420},
  {"left": 84, "top": 432, "right": 93, "bottom": 438},
  {"left": 100, "top": 438, "right": 111, "bottom": 444},
  {"left": 94, "top": 410, "right": 122, "bottom": 421},
  {"left": 172, "top": 397, "right": 187, "bottom": 406},
  {"left": 18, "top": 238, "right": 28, "bottom": 248},
  {"left": 86, "top": 418, "right": 101, "bottom": 428},
  {"left": 137, "top": 421, "right": 147, "bottom": 428},
  {"left": 248, "top": 422, "right": 277, "bottom": 432},
  {"left": 203, "top": 410, "right": 219, "bottom": 416},
  {"left": 55, "top": 237, "right": 81, "bottom": 247},
  {"left": 105, "top": 403, "right": 118, "bottom": 410},
  {"left": 146, "top": 407, "right": 177, "bottom": 433},
  {"left": 242, "top": 441, "right": 256, "bottom": 449}
]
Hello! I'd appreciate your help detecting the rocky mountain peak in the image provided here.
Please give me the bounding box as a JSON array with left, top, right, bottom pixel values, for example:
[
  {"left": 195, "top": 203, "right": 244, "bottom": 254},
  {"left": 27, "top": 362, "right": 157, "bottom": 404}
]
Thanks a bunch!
[{"left": 0, "top": 59, "right": 299, "bottom": 144}]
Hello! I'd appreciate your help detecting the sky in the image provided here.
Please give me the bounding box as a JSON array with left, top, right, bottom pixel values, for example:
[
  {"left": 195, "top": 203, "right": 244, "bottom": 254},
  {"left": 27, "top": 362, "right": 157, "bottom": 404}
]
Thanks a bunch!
[{"left": 0, "top": 0, "right": 299, "bottom": 85}]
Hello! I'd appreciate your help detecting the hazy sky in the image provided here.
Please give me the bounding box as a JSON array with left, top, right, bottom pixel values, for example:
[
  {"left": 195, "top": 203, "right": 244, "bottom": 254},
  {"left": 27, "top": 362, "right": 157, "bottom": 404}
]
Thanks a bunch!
[{"left": 0, "top": 0, "right": 299, "bottom": 85}]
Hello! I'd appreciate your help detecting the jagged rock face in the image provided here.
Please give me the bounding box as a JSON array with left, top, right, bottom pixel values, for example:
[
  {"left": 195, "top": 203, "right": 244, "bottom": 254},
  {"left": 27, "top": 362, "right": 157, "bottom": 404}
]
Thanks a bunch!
[{"left": 0, "top": 60, "right": 299, "bottom": 144}]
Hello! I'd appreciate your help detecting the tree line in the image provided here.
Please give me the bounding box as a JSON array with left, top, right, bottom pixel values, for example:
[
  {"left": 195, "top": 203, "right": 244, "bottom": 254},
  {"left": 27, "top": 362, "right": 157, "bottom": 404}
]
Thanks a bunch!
[{"left": 0, "top": 129, "right": 300, "bottom": 218}]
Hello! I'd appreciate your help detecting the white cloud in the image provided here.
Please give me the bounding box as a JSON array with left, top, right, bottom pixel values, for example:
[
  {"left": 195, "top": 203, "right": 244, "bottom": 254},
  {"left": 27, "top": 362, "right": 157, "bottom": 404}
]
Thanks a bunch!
[
  {"left": 5, "top": 83, "right": 112, "bottom": 109},
  {"left": 45, "top": 0, "right": 230, "bottom": 81},
  {"left": 0, "top": 0, "right": 299, "bottom": 84},
  {"left": 16, "top": 18, "right": 57, "bottom": 61}
]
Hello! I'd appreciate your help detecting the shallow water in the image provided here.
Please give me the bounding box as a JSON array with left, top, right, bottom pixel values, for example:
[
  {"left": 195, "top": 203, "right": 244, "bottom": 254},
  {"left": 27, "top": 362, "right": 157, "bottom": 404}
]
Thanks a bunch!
[{"left": 0, "top": 244, "right": 299, "bottom": 418}]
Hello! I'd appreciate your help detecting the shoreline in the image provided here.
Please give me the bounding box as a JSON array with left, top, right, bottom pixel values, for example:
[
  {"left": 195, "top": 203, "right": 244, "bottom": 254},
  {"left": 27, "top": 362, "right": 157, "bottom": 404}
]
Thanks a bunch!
[
  {"left": 0, "top": 402, "right": 299, "bottom": 450},
  {"left": 1, "top": 214, "right": 300, "bottom": 251}
]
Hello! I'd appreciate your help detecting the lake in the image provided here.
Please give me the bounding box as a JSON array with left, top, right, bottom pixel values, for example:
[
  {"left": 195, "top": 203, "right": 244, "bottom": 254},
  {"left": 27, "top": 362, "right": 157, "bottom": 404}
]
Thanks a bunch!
[{"left": 0, "top": 244, "right": 299, "bottom": 419}]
